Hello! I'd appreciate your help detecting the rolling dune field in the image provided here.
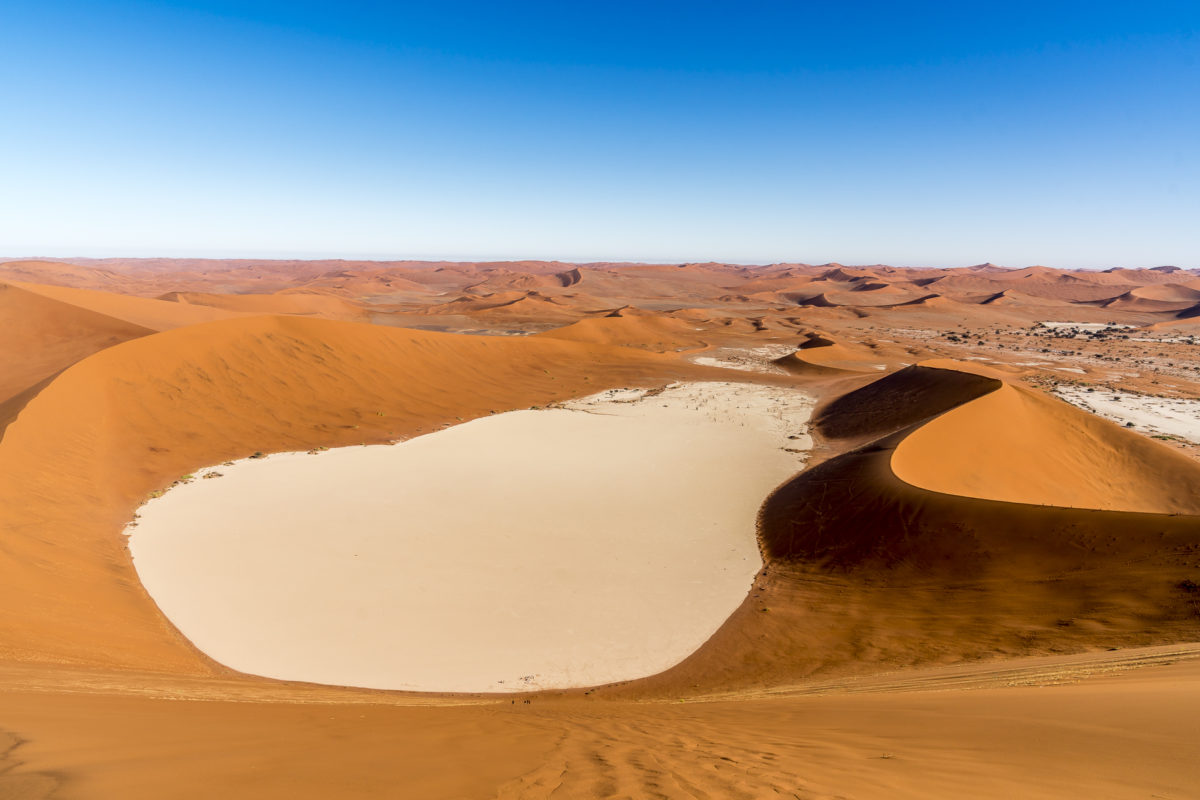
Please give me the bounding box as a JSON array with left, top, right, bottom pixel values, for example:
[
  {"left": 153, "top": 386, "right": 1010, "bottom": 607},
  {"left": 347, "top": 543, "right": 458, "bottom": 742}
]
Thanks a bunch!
[{"left": 1, "top": 258, "right": 1199, "bottom": 799}]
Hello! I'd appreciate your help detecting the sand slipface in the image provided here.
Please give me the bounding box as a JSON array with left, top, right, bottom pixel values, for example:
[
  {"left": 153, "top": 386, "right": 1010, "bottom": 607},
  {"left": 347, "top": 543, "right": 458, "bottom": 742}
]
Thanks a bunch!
[{"left": 129, "top": 381, "right": 813, "bottom": 693}]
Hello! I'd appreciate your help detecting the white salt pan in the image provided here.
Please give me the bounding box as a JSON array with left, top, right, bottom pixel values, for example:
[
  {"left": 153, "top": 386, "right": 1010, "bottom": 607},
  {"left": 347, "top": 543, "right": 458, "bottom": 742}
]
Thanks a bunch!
[{"left": 129, "top": 382, "right": 813, "bottom": 693}]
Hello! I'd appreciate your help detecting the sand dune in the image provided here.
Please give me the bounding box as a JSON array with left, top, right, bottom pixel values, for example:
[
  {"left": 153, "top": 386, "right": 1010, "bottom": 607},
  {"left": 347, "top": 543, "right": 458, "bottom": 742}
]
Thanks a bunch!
[
  {"left": 892, "top": 367, "right": 1200, "bottom": 513},
  {"left": 813, "top": 361, "right": 1003, "bottom": 439},
  {"left": 679, "top": 360, "right": 1200, "bottom": 699},
  {"left": 425, "top": 289, "right": 587, "bottom": 321},
  {"left": 979, "top": 287, "right": 1074, "bottom": 306},
  {"left": 536, "top": 307, "right": 709, "bottom": 351},
  {"left": 3, "top": 259, "right": 1200, "bottom": 798},
  {"left": 159, "top": 290, "right": 369, "bottom": 320},
  {"left": 1100, "top": 284, "right": 1200, "bottom": 313},
  {"left": 9, "top": 280, "right": 246, "bottom": 330},
  {"left": 0, "top": 314, "right": 684, "bottom": 669},
  {"left": 773, "top": 332, "right": 888, "bottom": 374},
  {"left": 0, "top": 282, "right": 153, "bottom": 405}
]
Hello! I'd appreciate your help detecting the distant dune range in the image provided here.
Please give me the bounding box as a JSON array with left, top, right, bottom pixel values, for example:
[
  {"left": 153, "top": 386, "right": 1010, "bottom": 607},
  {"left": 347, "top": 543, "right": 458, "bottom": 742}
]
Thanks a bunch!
[{"left": 1, "top": 258, "right": 1199, "bottom": 798}]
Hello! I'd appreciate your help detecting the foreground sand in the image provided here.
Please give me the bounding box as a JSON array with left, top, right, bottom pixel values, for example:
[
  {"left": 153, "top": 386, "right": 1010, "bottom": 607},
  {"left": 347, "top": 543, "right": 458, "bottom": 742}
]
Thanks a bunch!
[
  {"left": 3, "top": 648, "right": 1199, "bottom": 799},
  {"left": 129, "top": 382, "right": 814, "bottom": 692}
]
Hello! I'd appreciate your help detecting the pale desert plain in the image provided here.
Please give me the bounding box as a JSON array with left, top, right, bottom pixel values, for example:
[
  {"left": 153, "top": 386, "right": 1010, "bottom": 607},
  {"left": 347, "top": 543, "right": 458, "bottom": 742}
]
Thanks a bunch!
[{"left": 2, "top": 258, "right": 1200, "bottom": 799}]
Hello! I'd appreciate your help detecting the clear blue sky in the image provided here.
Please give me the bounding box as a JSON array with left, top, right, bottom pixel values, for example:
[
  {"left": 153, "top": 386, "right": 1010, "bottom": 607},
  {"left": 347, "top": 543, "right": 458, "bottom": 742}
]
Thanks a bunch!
[{"left": 2, "top": 1, "right": 1197, "bottom": 267}]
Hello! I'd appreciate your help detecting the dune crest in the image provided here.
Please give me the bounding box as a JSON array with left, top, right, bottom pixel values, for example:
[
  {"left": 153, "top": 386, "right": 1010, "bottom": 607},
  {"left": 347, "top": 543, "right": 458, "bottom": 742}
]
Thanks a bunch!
[
  {"left": 773, "top": 332, "right": 887, "bottom": 374},
  {"left": 891, "top": 373, "right": 1200, "bottom": 514},
  {"left": 0, "top": 314, "right": 678, "bottom": 668}
]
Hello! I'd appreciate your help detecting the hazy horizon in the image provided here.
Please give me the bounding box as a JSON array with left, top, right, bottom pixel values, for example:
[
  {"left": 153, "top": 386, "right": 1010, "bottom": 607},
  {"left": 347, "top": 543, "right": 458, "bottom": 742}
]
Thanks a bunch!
[{"left": 0, "top": 250, "right": 1192, "bottom": 272}]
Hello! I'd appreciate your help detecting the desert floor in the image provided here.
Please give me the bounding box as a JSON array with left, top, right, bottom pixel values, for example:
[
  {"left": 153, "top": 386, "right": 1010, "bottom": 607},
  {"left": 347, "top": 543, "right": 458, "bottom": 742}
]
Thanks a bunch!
[{"left": 2, "top": 258, "right": 1199, "bottom": 798}]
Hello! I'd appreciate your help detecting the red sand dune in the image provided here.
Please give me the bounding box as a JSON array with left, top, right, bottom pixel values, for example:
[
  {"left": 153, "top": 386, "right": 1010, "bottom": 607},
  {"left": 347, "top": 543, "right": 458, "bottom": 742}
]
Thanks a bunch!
[
  {"left": 536, "top": 306, "right": 709, "bottom": 351},
  {"left": 773, "top": 331, "right": 888, "bottom": 374},
  {"left": 2, "top": 259, "right": 1200, "bottom": 798},
  {"left": 892, "top": 369, "right": 1200, "bottom": 514},
  {"left": 0, "top": 314, "right": 691, "bottom": 670},
  {"left": 0, "top": 282, "right": 153, "bottom": 405},
  {"left": 9, "top": 280, "right": 245, "bottom": 330},
  {"left": 159, "top": 290, "right": 369, "bottom": 320},
  {"left": 1099, "top": 284, "right": 1200, "bottom": 313}
]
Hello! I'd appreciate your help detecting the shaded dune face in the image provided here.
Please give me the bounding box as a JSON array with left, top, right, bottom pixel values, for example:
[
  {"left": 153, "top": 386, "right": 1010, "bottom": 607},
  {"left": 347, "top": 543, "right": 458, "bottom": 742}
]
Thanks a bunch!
[
  {"left": 4, "top": 263, "right": 1200, "bottom": 799},
  {"left": 0, "top": 282, "right": 154, "bottom": 404},
  {"left": 744, "top": 364, "right": 1200, "bottom": 685},
  {"left": 775, "top": 361, "right": 1200, "bottom": 566},
  {"left": 813, "top": 363, "right": 1002, "bottom": 440},
  {"left": 771, "top": 333, "right": 886, "bottom": 375},
  {"left": 0, "top": 315, "right": 684, "bottom": 670}
]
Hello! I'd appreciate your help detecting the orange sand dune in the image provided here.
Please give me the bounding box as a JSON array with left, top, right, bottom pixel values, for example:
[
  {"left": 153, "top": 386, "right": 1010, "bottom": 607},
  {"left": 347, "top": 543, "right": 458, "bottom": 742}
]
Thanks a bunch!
[
  {"left": 536, "top": 307, "right": 709, "bottom": 351},
  {"left": 979, "top": 287, "right": 1075, "bottom": 306},
  {"left": 9, "top": 280, "right": 246, "bottom": 330},
  {"left": 0, "top": 314, "right": 682, "bottom": 669},
  {"left": 1099, "top": 283, "right": 1200, "bottom": 313},
  {"left": 693, "top": 361, "right": 1200, "bottom": 698},
  {"left": 892, "top": 368, "right": 1200, "bottom": 514},
  {"left": 925, "top": 272, "right": 1131, "bottom": 303},
  {"left": 1124, "top": 282, "right": 1200, "bottom": 302},
  {"left": 0, "top": 282, "right": 153, "bottom": 405},
  {"left": 813, "top": 361, "right": 1005, "bottom": 440},
  {"left": 4, "top": 654, "right": 1198, "bottom": 799},
  {"left": 461, "top": 266, "right": 582, "bottom": 292},
  {"left": 159, "top": 290, "right": 369, "bottom": 320},
  {"left": 889, "top": 292, "right": 958, "bottom": 308},
  {"left": 3, "top": 258, "right": 1200, "bottom": 798},
  {"left": 425, "top": 289, "right": 587, "bottom": 321},
  {"left": 0, "top": 259, "right": 126, "bottom": 290},
  {"left": 773, "top": 332, "right": 887, "bottom": 374}
]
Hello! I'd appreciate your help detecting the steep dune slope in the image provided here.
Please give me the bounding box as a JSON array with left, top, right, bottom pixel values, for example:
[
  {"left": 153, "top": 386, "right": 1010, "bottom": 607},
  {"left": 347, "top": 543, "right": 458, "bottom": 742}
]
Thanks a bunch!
[
  {"left": 892, "top": 377, "right": 1200, "bottom": 514},
  {"left": 536, "top": 308, "right": 708, "bottom": 351},
  {"left": 1100, "top": 284, "right": 1200, "bottom": 313},
  {"left": 813, "top": 361, "right": 1003, "bottom": 439},
  {"left": 773, "top": 332, "right": 887, "bottom": 374},
  {"left": 634, "top": 362, "right": 1200, "bottom": 695},
  {"left": 0, "top": 316, "right": 680, "bottom": 669},
  {"left": 10, "top": 281, "right": 246, "bottom": 330},
  {"left": 0, "top": 282, "right": 154, "bottom": 404},
  {"left": 159, "top": 290, "right": 369, "bottom": 320}
]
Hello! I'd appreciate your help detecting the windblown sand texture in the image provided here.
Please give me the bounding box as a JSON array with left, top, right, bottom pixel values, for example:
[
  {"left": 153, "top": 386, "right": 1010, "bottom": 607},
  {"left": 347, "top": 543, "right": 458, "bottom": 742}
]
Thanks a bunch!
[{"left": 2, "top": 257, "right": 1200, "bottom": 799}]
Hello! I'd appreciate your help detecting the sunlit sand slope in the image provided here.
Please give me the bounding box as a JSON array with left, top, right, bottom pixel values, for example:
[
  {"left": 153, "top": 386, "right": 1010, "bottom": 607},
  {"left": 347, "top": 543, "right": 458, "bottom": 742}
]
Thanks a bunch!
[
  {"left": 8, "top": 280, "right": 247, "bottom": 330},
  {"left": 892, "top": 369, "right": 1200, "bottom": 514},
  {"left": 687, "top": 361, "right": 1200, "bottom": 694},
  {"left": 160, "top": 290, "right": 370, "bottom": 319},
  {"left": 0, "top": 315, "right": 677, "bottom": 670},
  {"left": 0, "top": 282, "right": 153, "bottom": 404},
  {"left": 772, "top": 332, "right": 888, "bottom": 374}
]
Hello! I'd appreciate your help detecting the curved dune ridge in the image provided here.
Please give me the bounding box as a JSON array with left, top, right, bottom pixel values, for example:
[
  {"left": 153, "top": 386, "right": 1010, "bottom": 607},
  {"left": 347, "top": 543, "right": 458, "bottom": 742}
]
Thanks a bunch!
[
  {"left": 891, "top": 363, "right": 1200, "bottom": 514},
  {"left": 159, "top": 290, "right": 369, "bottom": 320},
  {"left": 0, "top": 282, "right": 154, "bottom": 404},
  {"left": 4, "top": 262, "right": 1200, "bottom": 799},
  {"left": 736, "top": 361, "right": 1200, "bottom": 698},
  {"left": 7, "top": 280, "right": 247, "bottom": 329},
  {"left": 128, "top": 382, "right": 813, "bottom": 692},
  {"left": 773, "top": 332, "right": 887, "bottom": 374},
  {"left": 0, "top": 314, "right": 687, "bottom": 669},
  {"left": 536, "top": 307, "right": 708, "bottom": 351}
]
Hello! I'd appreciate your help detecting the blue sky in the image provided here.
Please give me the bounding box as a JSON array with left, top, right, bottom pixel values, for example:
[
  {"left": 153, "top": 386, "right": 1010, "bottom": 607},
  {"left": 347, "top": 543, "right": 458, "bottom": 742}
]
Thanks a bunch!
[{"left": 2, "top": 1, "right": 1197, "bottom": 267}]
